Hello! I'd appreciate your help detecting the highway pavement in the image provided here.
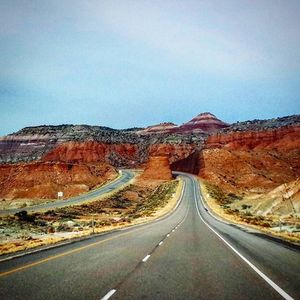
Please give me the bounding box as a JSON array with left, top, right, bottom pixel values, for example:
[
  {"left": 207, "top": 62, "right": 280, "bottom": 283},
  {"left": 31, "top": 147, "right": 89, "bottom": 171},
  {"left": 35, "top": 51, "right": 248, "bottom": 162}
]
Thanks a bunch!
[
  {"left": 0, "top": 170, "right": 135, "bottom": 216},
  {"left": 0, "top": 172, "right": 299, "bottom": 299}
]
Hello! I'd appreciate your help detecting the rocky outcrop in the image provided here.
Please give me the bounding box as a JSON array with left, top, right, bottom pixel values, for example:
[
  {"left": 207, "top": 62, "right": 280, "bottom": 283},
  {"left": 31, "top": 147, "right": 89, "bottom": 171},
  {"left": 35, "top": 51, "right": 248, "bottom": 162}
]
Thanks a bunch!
[
  {"left": 0, "top": 161, "right": 117, "bottom": 200},
  {"left": 139, "top": 156, "right": 172, "bottom": 180},
  {"left": 0, "top": 135, "right": 58, "bottom": 164}
]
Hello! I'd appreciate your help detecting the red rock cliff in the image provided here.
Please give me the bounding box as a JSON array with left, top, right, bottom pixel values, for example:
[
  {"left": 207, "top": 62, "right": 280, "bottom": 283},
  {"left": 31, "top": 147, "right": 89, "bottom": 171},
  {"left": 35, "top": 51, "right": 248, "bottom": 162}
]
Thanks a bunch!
[
  {"left": 206, "top": 125, "right": 300, "bottom": 151},
  {"left": 199, "top": 125, "right": 300, "bottom": 193},
  {"left": 43, "top": 141, "right": 141, "bottom": 167}
]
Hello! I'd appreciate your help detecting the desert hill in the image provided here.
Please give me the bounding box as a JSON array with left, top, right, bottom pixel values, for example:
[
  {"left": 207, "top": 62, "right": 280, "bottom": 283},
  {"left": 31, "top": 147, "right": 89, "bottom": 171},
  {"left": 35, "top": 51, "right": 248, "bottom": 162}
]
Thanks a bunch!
[{"left": 0, "top": 113, "right": 299, "bottom": 214}]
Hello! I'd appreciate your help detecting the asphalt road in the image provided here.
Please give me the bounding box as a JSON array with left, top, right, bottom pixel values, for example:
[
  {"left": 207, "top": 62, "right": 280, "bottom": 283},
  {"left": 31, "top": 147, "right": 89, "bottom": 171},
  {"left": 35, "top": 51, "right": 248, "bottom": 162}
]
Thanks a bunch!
[
  {"left": 0, "top": 170, "right": 134, "bottom": 216},
  {"left": 0, "top": 173, "right": 299, "bottom": 299}
]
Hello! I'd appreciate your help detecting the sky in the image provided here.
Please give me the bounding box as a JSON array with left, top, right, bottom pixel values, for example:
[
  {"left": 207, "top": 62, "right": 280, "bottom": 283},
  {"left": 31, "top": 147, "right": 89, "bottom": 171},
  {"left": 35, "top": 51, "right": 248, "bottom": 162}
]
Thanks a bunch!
[{"left": 1, "top": 0, "right": 300, "bottom": 135}]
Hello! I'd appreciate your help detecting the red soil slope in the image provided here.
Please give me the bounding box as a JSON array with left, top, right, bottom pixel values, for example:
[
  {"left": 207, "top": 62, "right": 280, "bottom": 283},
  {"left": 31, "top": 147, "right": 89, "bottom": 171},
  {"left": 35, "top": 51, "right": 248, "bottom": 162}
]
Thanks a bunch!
[{"left": 0, "top": 162, "right": 117, "bottom": 200}]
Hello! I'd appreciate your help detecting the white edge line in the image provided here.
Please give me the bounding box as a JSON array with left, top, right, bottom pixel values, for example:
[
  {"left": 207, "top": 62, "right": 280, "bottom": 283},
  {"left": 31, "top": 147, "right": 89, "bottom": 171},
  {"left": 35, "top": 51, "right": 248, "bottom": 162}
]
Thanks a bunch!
[
  {"left": 173, "top": 180, "right": 186, "bottom": 211},
  {"left": 158, "top": 241, "right": 163, "bottom": 246},
  {"left": 193, "top": 179, "right": 294, "bottom": 300},
  {"left": 142, "top": 254, "right": 151, "bottom": 262},
  {"left": 101, "top": 289, "right": 116, "bottom": 300}
]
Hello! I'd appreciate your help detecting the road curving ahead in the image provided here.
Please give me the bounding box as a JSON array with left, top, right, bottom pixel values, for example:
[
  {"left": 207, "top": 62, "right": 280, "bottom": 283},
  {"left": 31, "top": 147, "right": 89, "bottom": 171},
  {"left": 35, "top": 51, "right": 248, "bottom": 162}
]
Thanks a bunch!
[{"left": 0, "top": 170, "right": 135, "bottom": 216}]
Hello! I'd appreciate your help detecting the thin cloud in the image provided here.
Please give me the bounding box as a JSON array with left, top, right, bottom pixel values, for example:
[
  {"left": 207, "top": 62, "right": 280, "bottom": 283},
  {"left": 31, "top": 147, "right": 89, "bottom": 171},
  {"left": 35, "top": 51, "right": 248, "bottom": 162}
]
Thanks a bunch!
[{"left": 76, "top": 0, "right": 300, "bottom": 78}]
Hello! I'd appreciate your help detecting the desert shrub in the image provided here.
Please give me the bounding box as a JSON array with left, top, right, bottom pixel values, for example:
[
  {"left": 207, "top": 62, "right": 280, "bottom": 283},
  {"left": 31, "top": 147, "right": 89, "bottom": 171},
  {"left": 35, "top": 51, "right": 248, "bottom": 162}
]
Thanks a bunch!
[
  {"left": 15, "top": 210, "right": 35, "bottom": 223},
  {"left": 57, "top": 223, "right": 72, "bottom": 232},
  {"left": 206, "top": 183, "right": 244, "bottom": 205},
  {"left": 35, "top": 220, "right": 47, "bottom": 226},
  {"left": 228, "top": 193, "right": 243, "bottom": 201},
  {"left": 244, "top": 211, "right": 253, "bottom": 216},
  {"left": 44, "top": 210, "right": 57, "bottom": 216},
  {"left": 48, "top": 226, "right": 55, "bottom": 233},
  {"left": 241, "top": 204, "right": 252, "bottom": 210},
  {"left": 111, "top": 198, "right": 131, "bottom": 209},
  {"left": 222, "top": 205, "right": 230, "bottom": 209}
]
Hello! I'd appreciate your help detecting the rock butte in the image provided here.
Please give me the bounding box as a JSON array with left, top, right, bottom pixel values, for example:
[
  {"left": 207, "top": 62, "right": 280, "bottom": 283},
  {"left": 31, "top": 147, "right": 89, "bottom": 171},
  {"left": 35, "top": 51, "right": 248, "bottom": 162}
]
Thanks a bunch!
[{"left": 139, "top": 156, "right": 172, "bottom": 181}]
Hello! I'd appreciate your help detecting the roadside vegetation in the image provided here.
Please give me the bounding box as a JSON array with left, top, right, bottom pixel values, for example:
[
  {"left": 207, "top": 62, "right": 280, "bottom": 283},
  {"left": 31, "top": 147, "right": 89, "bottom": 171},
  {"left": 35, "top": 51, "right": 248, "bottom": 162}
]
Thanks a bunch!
[{"left": 0, "top": 180, "right": 179, "bottom": 255}]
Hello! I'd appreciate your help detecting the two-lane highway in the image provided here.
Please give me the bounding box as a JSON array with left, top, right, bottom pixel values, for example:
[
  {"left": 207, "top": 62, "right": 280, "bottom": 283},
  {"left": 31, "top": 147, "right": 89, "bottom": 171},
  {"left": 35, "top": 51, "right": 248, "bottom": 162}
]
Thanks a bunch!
[{"left": 0, "top": 173, "right": 299, "bottom": 299}]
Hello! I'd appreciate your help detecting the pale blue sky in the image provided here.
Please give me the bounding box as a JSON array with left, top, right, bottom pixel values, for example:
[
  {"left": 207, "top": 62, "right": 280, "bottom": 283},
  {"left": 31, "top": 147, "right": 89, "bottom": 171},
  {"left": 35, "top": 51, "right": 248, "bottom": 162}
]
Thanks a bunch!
[{"left": 1, "top": 0, "right": 300, "bottom": 135}]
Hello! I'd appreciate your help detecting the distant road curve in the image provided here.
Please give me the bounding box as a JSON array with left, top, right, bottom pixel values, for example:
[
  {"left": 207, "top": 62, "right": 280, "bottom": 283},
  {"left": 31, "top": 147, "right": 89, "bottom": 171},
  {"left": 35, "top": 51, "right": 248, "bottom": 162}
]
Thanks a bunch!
[{"left": 0, "top": 170, "right": 135, "bottom": 216}]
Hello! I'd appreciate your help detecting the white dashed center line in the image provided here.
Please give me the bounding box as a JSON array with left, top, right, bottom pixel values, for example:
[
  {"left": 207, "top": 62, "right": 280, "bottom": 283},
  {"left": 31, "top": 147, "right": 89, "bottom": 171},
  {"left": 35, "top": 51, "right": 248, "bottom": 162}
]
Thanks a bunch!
[
  {"left": 101, "top": 289, "right": 116, "bottom": 300},
  {"left": 158, "top": 241, "right": 163, "bottom": 246},
  {"left": 142, "top": 254, "right": 151, "bottom": 262},
  {"left": 167, "top": 234, "right": 170, "bottom": 237}
]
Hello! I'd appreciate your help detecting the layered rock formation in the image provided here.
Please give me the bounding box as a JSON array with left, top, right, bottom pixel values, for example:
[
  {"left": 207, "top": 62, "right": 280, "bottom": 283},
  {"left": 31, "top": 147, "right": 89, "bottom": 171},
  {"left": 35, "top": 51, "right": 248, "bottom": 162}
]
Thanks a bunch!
[
  {"left": 136, "top": 112, "right": 229, "bottom": 135},
  {"left": 176, "top": 112, "right": 229, "bottom": 134},
  {"left": 0, "top": 161, "right": 117, "bottom": 200},
  {"left": 136, "top": 122, "right": 177, "bottom": 135},
  {"left": 1, "top": 113, "right": 299, "bottom": 202},
  {"left": 206, "top": 125, "right": 300, "bottom": 151},
  {"left": 199, "top": 117, "right": 300, "bottom": 194},
  {"left": 0, "top": 125, "right": 144, "bottom": 164},
  {"left": 0, "top": 120, "right": 206, "bottom": 166}
]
